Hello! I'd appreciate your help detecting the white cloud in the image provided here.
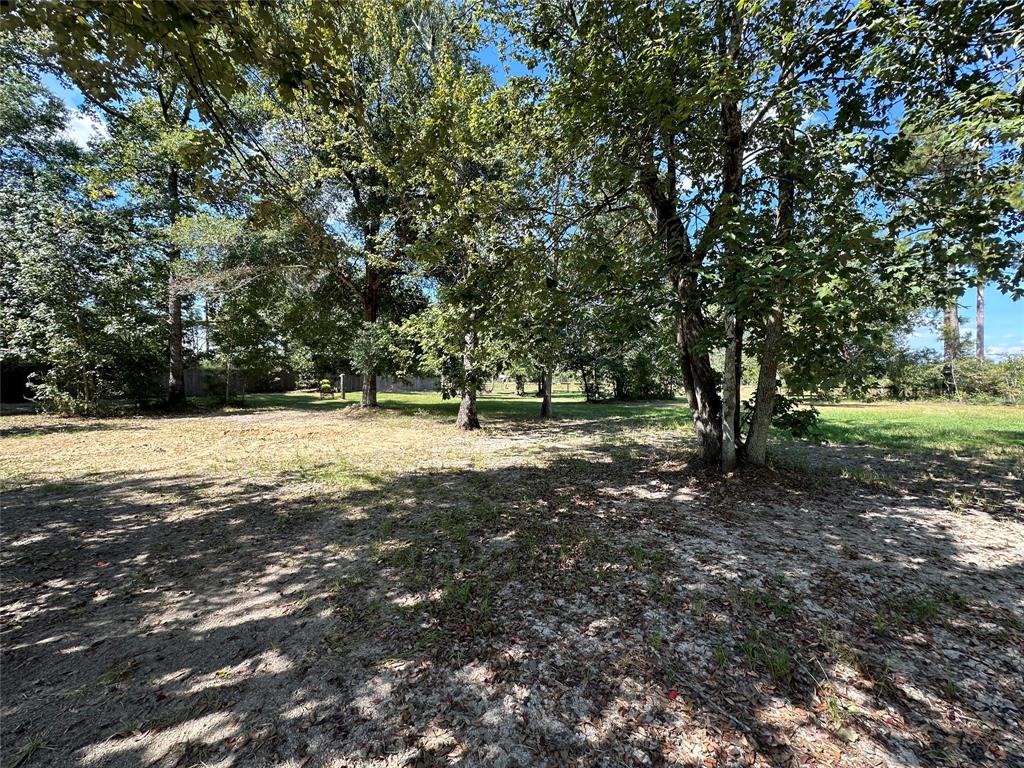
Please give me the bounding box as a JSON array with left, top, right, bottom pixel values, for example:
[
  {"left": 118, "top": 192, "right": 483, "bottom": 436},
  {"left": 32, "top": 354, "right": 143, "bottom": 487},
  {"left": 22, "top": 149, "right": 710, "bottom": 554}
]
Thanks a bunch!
[
  {"left": 986, "top": 344, "right": 1024, "bottom": 360},
  {"left": 62, "top": 110, "right": 108, "bottom": 148}
]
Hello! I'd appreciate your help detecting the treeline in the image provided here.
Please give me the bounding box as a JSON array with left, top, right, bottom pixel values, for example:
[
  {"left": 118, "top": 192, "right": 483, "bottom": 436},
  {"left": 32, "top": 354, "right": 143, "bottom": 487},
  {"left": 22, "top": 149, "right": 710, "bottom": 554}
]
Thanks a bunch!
[{"left": 1, "top": 1, "right": 1020, "bottom": 469}]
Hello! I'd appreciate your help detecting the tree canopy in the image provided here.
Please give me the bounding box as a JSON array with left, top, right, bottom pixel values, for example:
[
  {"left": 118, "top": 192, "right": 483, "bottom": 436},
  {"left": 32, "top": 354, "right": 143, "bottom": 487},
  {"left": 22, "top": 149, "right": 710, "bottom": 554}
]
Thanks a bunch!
[{"left": 1, "top": 0, "right": 1020, "bottom": 466}]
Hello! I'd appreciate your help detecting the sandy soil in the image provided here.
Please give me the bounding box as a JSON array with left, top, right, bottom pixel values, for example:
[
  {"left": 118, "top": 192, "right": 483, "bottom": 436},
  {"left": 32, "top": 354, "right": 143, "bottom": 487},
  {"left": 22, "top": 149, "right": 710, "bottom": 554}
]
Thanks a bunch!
[{"left": 1, "top": 405, "right": 1022, "bottom": 767}]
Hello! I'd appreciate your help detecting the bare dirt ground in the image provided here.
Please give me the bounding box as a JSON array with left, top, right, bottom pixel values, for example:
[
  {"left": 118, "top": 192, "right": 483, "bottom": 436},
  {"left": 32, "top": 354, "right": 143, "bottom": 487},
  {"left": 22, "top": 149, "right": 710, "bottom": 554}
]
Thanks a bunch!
[{"left": 2, "top": 402, "right": 1022, "bottom": 767}]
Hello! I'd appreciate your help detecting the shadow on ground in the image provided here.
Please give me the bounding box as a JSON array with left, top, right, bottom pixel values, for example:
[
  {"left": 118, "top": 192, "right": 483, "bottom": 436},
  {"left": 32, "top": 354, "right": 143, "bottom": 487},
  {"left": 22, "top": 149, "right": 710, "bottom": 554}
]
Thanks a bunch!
[{"left": 2, "top": 422, "right": 1022, "bottom": 767}]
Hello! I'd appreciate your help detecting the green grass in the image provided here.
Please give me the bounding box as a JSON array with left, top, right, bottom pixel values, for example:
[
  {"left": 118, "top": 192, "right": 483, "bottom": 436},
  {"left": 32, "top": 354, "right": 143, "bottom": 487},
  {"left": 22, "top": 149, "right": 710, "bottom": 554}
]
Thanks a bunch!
[
  {"left": 810, "top": 401, "right": 1024, "bottom": 453},
  {"left": 198, "top": 390, "right": 1024, "bottom": 455},
  {"left": 229, "top": 390, "right": 694, "bottom": 428}
]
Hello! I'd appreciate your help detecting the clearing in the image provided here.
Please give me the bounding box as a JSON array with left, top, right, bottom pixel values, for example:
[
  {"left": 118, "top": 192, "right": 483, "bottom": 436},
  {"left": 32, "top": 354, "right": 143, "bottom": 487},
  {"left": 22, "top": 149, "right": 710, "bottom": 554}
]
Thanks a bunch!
[{"left": 1, "top": 394, "right": 1022, "bottom": 767}]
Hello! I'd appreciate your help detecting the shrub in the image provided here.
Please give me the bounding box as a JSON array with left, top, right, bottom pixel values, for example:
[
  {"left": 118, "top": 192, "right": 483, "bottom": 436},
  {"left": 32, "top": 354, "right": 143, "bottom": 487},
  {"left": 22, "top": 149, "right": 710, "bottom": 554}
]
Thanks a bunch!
[
  {"left": 888, "top": 355, "right": 1024, "bottom": 403},
  {"left": 741, "top": 393, "right": 820, "bottom": 440}
]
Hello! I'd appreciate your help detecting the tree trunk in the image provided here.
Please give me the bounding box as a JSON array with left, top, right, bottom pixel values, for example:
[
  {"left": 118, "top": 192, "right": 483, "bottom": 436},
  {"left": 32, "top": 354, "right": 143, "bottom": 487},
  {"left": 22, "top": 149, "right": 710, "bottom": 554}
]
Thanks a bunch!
[
  {"left": 614, "top": 373, "right": 626, "bottom": 401},
  {"left": 641, "top": 176, "right": 723, "bottom": 465},
  {"left": 745, "top": 230, "right": 790, "bottom": 468},
  {"left": 166, "top": 164, "right": 185, "bottom": 406},
  {"left": 675, "top": 286, "right": 723, "bottom": 462},
  {"left": 361, "top": 374, "right": 377, "bottom": 407},
  {"left": 721, "top": 313, "right": 739, "bottom": 472},
  {"left": 942, "top": 299, "right": 960, "bottom": 396},
  {"left": 733, "top": 317, "right": 744, "bottom": 442},
  {"left": 514, "top": 374, "right": 525, "bottom": 396},
  {"left": 168, "top": 288, "right": 184, "bottom": 404},
  {"left": 361, "top": 288, "right": 379, "bottom": 408},
  {"left": 456, "top": 326, "right": 480, "bottom": 430},
  {"left": 717, "top": 0, "right": 744, "bottom": 467},
  {"left": 976, "top": 283, "right": 985, "bottom": 360},
  {"left": 747, "top": 0, "right": 792, "bottom": 467},
  {"left": 746, "top": 307, "right": 784, "bottom": 466},
  {"left": 540, "top": 369, "right": 553, "bottom": 418}
]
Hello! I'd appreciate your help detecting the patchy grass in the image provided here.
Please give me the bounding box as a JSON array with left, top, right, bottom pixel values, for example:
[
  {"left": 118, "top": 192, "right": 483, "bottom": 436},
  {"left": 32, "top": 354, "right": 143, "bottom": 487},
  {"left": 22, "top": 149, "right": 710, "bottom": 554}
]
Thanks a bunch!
[{"left": 1, "top": 393, "right": 1022, "bottom": 767}]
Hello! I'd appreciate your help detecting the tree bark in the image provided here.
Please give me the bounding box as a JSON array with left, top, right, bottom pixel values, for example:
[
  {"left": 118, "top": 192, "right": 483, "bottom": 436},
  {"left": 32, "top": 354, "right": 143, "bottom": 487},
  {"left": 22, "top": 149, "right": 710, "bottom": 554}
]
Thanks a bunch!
[
  {"left": 718, "top": 0, "right": 745, "bottom": 467},
  {"left": 614, "top": 373, "right": 626, "bottom": 401},
  {"left": 746, "top": 184, "right": 793, "bottom": 464},
  {"left": 642, "top": 173, "right": 723, "bottom": 465},
  {"left": 746, "top": 307, "right": 784, "bottom": 465},
  {"left": 746, "top": 0, "right": 792, "bottom": 467},
  {"left": 540, "top": 369, "right": 553, "bottom": 418},
  {"left": 514, "top": 374, "right": 525, "bottom": 396},
  {"left": 942, "top": 298, "right": 960, "bottom": 396},
  {"left": 456, "top": 326, "right": 480, "bottom": 430},
  {"left": 733, "top": 317, "right": 744, "bottom": 442},
  {"left": 976, "top": 282, "right": 985, "bottom": 360},
  {"left": 166, "top": 164, "right": 185, "bottom": 406},
  {"left": 361, "top": 286, "right": 379, "bottom": 408},
  {"left": 721, "top": 313, "right": 739, "bottom": 471}
]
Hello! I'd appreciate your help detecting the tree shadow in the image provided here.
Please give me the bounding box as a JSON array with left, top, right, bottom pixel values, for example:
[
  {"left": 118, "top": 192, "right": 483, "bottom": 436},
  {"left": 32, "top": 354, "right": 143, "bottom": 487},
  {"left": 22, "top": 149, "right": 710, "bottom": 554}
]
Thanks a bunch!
[
  {"left": 2, "top": 436, "right": 1022, "bottom": 766},
  {"left": 773, "top": 437, "right": 1023, "bottom": 522},
  {"left": 0, "top": 421, "right": 146, "bottom": 439}
]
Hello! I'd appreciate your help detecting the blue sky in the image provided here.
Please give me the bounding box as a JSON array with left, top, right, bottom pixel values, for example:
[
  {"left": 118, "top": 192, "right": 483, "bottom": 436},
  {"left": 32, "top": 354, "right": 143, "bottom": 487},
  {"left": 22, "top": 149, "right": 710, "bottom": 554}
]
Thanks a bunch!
[
  {"left": 908, "top": 286, "right": 1023, "bottom": 360},
  {"left": 42, "top": 61, "right": 1022, "bottom": 360}
]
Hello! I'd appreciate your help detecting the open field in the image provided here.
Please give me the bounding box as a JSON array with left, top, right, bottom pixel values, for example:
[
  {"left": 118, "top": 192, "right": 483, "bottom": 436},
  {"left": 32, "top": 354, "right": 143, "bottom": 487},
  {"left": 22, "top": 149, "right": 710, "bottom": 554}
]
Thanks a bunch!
[{"left": 1, "top": 394, "right": 1022, "bottom": 767}]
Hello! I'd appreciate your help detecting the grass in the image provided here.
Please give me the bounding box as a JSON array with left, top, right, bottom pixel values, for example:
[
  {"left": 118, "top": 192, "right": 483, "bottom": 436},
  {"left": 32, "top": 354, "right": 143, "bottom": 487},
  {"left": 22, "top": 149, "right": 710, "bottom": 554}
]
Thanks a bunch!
[
  {"left": 239, "top": 390, "right": 694, "bottom": 429},
  {"left": 2, "top": 389, "right": 1021, "bottom": 766},
  {"left": 1, "top": 392, "right": 1021, "bottom": 493},
  {"left": 209, "top": 390, "right": 1024, "bottom": 454},
  {"left": 809, "top": 400, "right": 1024, "bottom": 454}
]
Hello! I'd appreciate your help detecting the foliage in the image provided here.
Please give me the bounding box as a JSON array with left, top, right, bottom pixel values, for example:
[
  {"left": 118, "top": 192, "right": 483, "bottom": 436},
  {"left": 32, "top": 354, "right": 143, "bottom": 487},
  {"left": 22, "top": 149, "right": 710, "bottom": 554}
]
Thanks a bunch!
[
  {"left": 350, "top": 320, "right": 409, "bottom": 381},
  {"left": 889, "top": 356, "right": 1024, "bottom": 404},
  {"left": 0, "top": 65, "right": 165, "bottom": 414},
  {"left": 742, "top": 394, "right": 820, "bottom": 441}
]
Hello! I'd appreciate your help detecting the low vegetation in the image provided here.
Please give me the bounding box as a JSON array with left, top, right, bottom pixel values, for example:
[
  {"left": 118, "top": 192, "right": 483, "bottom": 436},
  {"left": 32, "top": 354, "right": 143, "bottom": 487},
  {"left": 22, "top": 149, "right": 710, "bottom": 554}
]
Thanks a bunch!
[{"left": 2, "top": 396, "right": 1021, "bottom": 766}]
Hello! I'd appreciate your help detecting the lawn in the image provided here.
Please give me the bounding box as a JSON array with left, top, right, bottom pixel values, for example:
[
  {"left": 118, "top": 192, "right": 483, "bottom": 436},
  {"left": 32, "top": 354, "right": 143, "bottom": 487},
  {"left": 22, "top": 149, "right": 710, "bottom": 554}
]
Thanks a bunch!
[
  {"left": 1, "top": 395, "right": 1022, "bottom": 767},
  {"left": 240, "top": 390, "right": 1024, "bottom": 455},
  {"left": 810, "top": 400, "right": 1024, "bottom": 454}
]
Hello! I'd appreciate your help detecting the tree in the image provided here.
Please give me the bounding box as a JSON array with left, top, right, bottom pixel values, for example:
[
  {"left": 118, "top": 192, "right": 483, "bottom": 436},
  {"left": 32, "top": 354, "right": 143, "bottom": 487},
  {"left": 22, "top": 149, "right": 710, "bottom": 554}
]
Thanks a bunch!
[
  {"left": 0, "top": 63, "right": 165, "bottom": 413},
  {"left": 505, "top": 0, "right": 1022, "bottom": 468}
]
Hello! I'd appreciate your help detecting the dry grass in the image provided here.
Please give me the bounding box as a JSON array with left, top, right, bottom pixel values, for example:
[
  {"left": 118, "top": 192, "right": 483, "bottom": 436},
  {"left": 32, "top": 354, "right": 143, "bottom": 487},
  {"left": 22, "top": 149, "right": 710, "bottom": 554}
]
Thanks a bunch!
[{"left": 1, "top": 394, "right": 1022, "bottom": 767}]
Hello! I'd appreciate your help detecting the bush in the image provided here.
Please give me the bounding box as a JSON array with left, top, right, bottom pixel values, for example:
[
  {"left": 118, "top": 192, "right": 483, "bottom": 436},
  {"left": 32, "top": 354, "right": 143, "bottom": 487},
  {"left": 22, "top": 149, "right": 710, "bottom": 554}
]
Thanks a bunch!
[
  {"left": 741, "top": 393, "right": 820, "bottom": 440},
  {"left": 889, "top": 355, "right": 1024, "bottom": 403}
]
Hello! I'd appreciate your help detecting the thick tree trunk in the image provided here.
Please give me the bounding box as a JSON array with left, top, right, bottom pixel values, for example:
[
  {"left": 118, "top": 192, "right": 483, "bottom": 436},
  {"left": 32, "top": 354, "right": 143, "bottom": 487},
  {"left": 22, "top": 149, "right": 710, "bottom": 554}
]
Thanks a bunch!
[
  {"left": 514, "top": 375, "right": 525, "bottom": 397},
  {"left": 540, "top": 369, "right": 553, "bottom": 418},
  {"left": 942, "top": 299, "right": 960, "bottom": 396},
  {"left": 976, "top": 283, "right": 985, "bottom": 360},
  {"left": 721, "top": 313, "right": 739, "bottom": 471},
  {"left": 642, "top": 172, "right": 723, "bottom": 465},
  {"left": 746, "top": 307, "right": 784, "bottom": 465},
  {"left": 674, "top": 287, "right": 723, "bottom": 462},
  {"left": 614, "top": 376, "right": 626, "bottom": 401},
  {"left": 456, "top": 391, "right": 479, "bottom": 429},
  {"left": 456, "top": 326, "right": 480, "bottom": 430}
]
